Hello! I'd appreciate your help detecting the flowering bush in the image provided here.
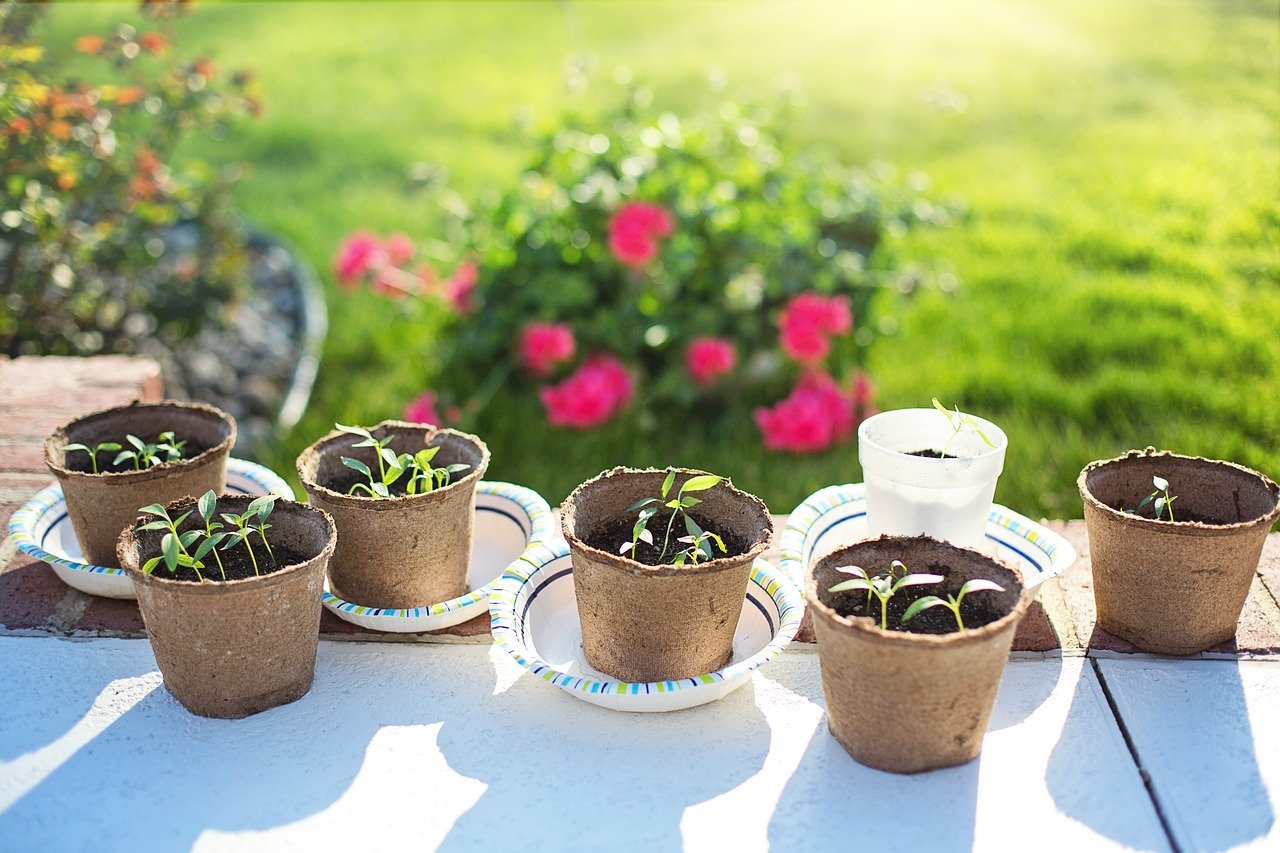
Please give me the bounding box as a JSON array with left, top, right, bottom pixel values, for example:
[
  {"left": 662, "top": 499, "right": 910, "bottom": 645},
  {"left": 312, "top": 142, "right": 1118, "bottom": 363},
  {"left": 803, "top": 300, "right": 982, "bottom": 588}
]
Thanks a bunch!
[
  {"left": 335, "top": 75, "right": 954, "bottom": 453},
  {"left": 0, "top": 0, "right": 260, "bottom": 357}
]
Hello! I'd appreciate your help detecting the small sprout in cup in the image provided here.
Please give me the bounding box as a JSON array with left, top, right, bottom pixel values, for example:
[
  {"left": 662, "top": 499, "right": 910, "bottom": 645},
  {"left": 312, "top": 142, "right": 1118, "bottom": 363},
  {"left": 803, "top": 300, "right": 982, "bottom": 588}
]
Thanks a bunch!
[
  {"left": 194, "top": 490, "right": 230, "bottom": 580},
  {"left": 902, "top": 578, "right": 1006, "bottom": 631},
  {"left": 1137, "top": 475, "right": 1177, "bottom": 521},
  {"left": 829, "top": 560, "right": 944, "bottom": 631},
  {"left": 63, "top": 440, "right": 122, "bottom": 474},
  {"left": 219, "top": 496, "right": 279, "bottom": 577},
  {"left": 113, "top": 431, "right": 188, "bottom": 471},
  {"left": 619, "top": 469, "right": 723, "bottom": 563},
  {"left": 932, "top": 397, "right": 997, "bottom": 457},
  {"left": 138, "top": 502, "right": 216, "bottom": 582},
  {"left": 336, "top": 423, "right": 469, "bottom": 498}
]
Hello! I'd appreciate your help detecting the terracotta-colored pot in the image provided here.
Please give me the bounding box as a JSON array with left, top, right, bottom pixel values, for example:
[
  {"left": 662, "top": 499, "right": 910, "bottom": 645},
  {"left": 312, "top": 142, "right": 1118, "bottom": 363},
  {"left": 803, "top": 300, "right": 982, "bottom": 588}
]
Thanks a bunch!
[
  {"left": 117, "top": 495, "right": 336, "bottom": 719},
  {"left": 296, "top": 421, "right": 489, "bottom": 609},
  {"left": 45, "top": 400, "right": 235, "bottom": 566},
  {"left": 561, "top": 467, "right": 773, "bottom": 682},
  {"left": 806, "top": 535, "right": 1030, "bottom": 774},
  {"left": 1079, "top": 449, "right": 1280, "bottom": 655}
]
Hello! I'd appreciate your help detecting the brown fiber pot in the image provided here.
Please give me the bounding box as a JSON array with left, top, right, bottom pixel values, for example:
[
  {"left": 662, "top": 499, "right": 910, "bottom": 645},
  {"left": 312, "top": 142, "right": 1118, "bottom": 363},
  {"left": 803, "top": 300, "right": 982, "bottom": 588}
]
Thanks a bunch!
[
  {"left": 1079, "top": 449, "right": 1280, "bottom": 655},
  {"left": 806, "top": 535, "right": 1030, "bottom": 774},
  {"left": 296, "top": 421, "right": 489, "bottom": 609},
  {"left": 562, "top": 467, "right": 773, "bottom": 682},
  {"left": 45, "top": 400, "right": 235, "bottom": 566},
  {"left": 117, "top": 495, "right": 336, "bottom": 719}
]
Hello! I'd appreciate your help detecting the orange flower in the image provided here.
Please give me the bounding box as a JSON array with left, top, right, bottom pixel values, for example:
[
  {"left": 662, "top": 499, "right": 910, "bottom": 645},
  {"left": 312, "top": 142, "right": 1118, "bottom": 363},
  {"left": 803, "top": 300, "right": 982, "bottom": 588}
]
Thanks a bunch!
[
  {"left": 6, "top": 117, "right": 31, "bottom": 136},
  {"left": 57, "top": 173, "right": 78, "bottom": 190},
  {"left": 49, "top": 120, "right": 71, "bottom": 140},
  {"left": 75, "top": 35, "right": 105, "bottom": 55},
  {"left": 138, "top": 32, "right": 167, "bottom": 55},
  {"left": 115, "top": 86, "right": 145, "bottom": 106},
  {"left": 193, "top": 57, "right": 215, "bottom": 79}
]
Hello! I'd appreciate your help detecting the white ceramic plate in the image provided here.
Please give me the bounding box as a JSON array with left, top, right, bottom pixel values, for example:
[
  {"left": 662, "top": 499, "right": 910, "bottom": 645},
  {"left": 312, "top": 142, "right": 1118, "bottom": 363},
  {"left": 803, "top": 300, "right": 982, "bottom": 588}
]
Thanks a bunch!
[
  {"left": 320, "top": 481, "right": 554, "bottom": 633},
  {"left": 6, "top": 459, "right": 295, "bottom": 600},
  {"left": 778, "top": 483, "right": 1077, "bottom": 593},
  {"left": 489, "top": 541, "right": 804, "bottom": 713}
]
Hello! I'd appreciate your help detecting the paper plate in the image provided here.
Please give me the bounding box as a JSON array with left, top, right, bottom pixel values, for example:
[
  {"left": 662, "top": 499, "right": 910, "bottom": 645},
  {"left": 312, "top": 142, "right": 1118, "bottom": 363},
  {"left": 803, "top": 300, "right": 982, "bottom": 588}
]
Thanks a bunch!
[
  {"left": 6, "top": 459, "right": 295, "bottom": 600},
  {"left": 320, "top": 481, "right": 553, "bottom": 633},
  {"left": 489, "top": 541, "right": 804, "bottom": 713},
  {"left": 778, "top": 483, "right": 1077, "bottom": 593}
]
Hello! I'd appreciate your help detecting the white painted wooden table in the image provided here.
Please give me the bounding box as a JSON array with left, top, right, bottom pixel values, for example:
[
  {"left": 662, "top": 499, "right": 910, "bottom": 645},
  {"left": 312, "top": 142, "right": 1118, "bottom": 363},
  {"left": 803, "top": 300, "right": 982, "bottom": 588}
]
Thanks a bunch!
[{"left": 0, "top": 637, "right": 1275, "bottom": 851}]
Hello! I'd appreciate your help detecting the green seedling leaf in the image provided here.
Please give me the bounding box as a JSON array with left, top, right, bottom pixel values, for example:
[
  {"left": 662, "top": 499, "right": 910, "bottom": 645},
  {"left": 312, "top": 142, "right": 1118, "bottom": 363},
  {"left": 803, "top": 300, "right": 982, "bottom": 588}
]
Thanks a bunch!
[
  {"left": 114, "top": 450, "right": 135, "bottom": 466},
  {"left": 902, "top": 596, "right": 948, "bottom": 622},
  {"left": 161, "top": 533, "right": 179, "bottom": 571},
  {"left": 679, "top": 496, "right": 701, "bottom": 508},
  {"left": 342, "top": 456, "right": 372, "bottom": 477},
  {"left": 1152, "top": 475, "right": 1169, "bottom": 492},
  {"left": 126, "top": 434, "right": 147, "bottom": 451},
  {"left": 684, "top": 514, "right": 704, "bottom": 540},
  {"left": 627, "top": 497, "right": 658, "bottom": 512},
  {"left": 179, "top": 530, "right": 202, "bottom": 548},
  {"left": 336, "top": 423, "right": 375, "bottom": 440},
  {"left": 958, "top": 578, "right": 1005, "bottom": 596},
  {"left": 64, "top": 443, "right": 90, "bottom": 454},
  {"left": 661, "top": 470, "right": 677, "bottom": 499},
  {"left": 198, "top": 491, "right": 217, "bottom": 522},
  {"left": 142, "top": 556, "right": 163, "bottom": 575},
  {"left": 138, "top": 521, "right": 169, "bottom": 531},
  {"left": 829, "top": 578, "right": 874, "bottom": 594},
  {"left": 138, "top": 504, "right": 168, "bottom": 517},
  {"left": 892, "top": 573, "right": 944, "bottom": 593},
  {"left": 247, "top": 495, "right": 278, "bottom": 521},
  {"left": 681, "top": 474, "right": 722, "bottom": 493},
  {"left": 99, "top": 442, "right": 122, "bottom": 452},
  {"left": 444, "top": 463, "right": 469, "bottom": 474}
]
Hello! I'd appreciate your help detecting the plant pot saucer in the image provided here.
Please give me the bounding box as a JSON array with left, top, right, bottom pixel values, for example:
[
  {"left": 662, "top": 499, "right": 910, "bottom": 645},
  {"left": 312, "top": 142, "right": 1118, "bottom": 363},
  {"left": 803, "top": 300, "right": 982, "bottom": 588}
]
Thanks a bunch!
[
  {"left": 488, "top": 541, "right": 804, "bottom": 713},
  {"left": 320, "top": 481, "right": 553, "bottom": 633},
  {"left": 6, "top": 458, "right": 293, "bottom": 600},
  {"left": 779, "top": 483, "right": 1076, "bottom": 593}
]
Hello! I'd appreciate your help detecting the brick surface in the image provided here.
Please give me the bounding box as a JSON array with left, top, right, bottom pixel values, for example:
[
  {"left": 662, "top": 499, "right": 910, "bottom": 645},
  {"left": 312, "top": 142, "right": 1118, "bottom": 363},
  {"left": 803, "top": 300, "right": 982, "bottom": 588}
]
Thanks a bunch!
[
  {"left": 0, "top": 443, "right": 46, "bottom": 474},
  {"left": 1256, "top": 533, "right": 1280, "bottom": 609},
  {"left": 0, "top": 554, "right": 75, "bottom": 630},
  {"left": 0, "top": 355, "right": 162, "bottom": 407},
  {"left": 73, "top": 596, "right": 146, "bottom": 635}
]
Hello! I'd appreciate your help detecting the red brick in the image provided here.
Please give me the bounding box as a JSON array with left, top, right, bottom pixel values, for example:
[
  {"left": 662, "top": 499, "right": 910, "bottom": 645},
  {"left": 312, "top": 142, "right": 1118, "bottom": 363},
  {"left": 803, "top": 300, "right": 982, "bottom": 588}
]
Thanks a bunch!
[
  {"left": 0, "top": 443, "right": 46, "bottom": 474},
  {"left": 1012, "top": 599, "right": 1061, "bottom": 652},
  {"left": 73, "top": 597, "right": 146, "bottom": 635},
  {"left": 0, "top": 556, "right": 74, "bottom": 630},
  {"left": 0, "top": 355, "right": 162, "bottom": 409},
  {"left": 0, "top": 412, "right": 72, "bottom": 441},
  {"left": 425, "top": 611, "right": 491, "bottom": 638},
  {"left": 319, "top": 608, "right": 364, "bottom": 635}
]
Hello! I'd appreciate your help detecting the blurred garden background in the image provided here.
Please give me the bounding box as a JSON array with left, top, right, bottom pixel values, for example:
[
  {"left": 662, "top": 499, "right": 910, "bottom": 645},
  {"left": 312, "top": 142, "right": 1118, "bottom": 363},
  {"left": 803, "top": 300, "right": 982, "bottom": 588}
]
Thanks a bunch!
[{"left": 14, "top": 0, "right": 1280, "bottom": 518}]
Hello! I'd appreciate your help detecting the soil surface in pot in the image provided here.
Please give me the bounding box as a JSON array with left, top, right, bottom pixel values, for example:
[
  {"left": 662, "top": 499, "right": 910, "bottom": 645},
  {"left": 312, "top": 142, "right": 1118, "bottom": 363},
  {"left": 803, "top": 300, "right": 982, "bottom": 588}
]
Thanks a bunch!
[
  {"left": 1110, "top": 500, "right": 1229, "bottom": 525},
  {"left": 319, "top": 454, "right": 472, "bottom": 499},
  {"left": 832, "top": 559, "right": 1011, "bottom": 634},
  {"left": 907, "top": 449, "right": 960, "bottom": 459},
  {"left": 586, "top": 512, "right": 753, "bottom": 566},
  {"left": 63, "top": 436, "right": 210, "bottom": 475},
  {"left": 140, "top": 537, "right": 311, "bottom": 584}
]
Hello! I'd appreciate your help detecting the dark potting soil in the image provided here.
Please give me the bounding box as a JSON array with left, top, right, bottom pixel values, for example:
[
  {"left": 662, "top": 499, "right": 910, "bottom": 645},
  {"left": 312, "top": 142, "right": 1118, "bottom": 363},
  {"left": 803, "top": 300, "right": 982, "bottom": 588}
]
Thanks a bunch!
[
  {"left": 831, "top": 560, "right": 1009, "bottom": 635},
  {"left": 907, "top": 449, "right": 959, "bottom": 459},
  {"left": 321, "top": 465, "right": 471, "bottom": 498},
  {"left": 63, "top": 437, "right": 208, "bottom": 475},
  {"left": 586, "top": 513, "right": 751, "bottom": 566},
  {"left": 143, "top": 537, "right": 311, "bottom": 584}
]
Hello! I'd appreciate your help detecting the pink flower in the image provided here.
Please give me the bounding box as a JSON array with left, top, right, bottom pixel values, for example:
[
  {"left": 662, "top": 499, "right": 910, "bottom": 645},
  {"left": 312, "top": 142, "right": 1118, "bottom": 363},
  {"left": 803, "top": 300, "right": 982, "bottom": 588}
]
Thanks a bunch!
[
  {"left": 754, "top": 372, "right": 857, "bottom": 453},
  {"left": 539, "top": 355, "right": 634, "bottom": 429},
  {"left": 372, "top": 266, "right": 408, "bottom": 299},
  {"left": 403, "top": 390, "right": 444, "bottom": 426},
  {"left": 779, "top": 293, "right": 853, "bottom": 365},
  {"left": 446, "top": 260, "right": 478, "bottom": 314},
  {"left": 333, "top": 231, "right": 386, "bottom": 290},
  {"left": 685, "top": 337, "right": 736, "bottom": 386},
  {"left": 519, "top": 322, "right": 576, "bottom": 376},
  {"left": 851, "top": 371, "right": 875, "bottom": 407},
  {"left": 608, "top": 202, "right": 674, "bottom": 269},
  {"left": 386, "top": 233, "right": 414, "bottom": 266}
]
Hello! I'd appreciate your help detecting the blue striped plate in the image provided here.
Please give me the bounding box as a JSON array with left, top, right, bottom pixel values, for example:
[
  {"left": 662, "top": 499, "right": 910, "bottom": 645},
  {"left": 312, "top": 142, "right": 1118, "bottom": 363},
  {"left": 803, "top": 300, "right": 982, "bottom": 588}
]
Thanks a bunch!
[
  {"left": 778, "top": 483, "right": 1076, "bottom": 594},
  {"left": 321, "top": 481, "right": 554, "bottom": 633},
  {"left": 489, "top": 542, "right": 804, "bottom": 713},
  {"left": 6, "top": 458, "right": 294, "bottom": 600}
]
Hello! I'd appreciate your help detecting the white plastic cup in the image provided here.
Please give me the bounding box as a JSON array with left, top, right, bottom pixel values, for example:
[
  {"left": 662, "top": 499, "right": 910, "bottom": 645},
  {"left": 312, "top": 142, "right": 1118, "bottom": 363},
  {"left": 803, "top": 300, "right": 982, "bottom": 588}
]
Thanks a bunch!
[{"left": 858, "top": 408, "right": 1008, "bottom": 549}]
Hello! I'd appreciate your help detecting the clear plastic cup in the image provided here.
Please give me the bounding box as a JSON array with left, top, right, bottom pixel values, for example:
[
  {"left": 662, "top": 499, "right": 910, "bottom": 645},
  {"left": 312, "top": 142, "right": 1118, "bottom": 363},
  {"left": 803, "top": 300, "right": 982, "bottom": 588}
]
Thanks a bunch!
[{"left": 857, "top": 408, "right": 1008, "bottom": 549}]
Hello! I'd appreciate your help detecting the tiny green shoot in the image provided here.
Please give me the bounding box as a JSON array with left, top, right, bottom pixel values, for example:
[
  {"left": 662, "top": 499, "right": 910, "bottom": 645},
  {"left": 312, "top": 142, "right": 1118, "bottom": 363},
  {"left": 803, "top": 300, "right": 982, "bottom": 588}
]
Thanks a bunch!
[
  {"left": 63, "top": 441, "right": 122, "bottom": 474},
  {"left": 932, "top": 398, "right": 996, "bottom": 457},
  {"left": 902, "top": 578, "right": 1006, "bottom": 631},
  {"left": 111, "top": 431, "right": 188, "bottom": 471},
  {"left": 195, "top": 490, "right": 229, "bottom": 581},
  {"left": 1137, "top": 475, "right": 1177, "bottom": 521},
  {"left": 336, "top": 424, "right": 468, "bottom": 498},
  {"left": 673, "top": 529, "right": 727, "bottom": 565},
  {"left": 219, "top": 497, "right": 278, "bottom": 578},
  {"left": 828, "top": 560, "right": 944, "bottom": 630},
  {"left": 619, "top": 469, "right": 724, "bottom": 563},
  {"left": 137, "top": 503, "right": 206, "bottom": 582}
]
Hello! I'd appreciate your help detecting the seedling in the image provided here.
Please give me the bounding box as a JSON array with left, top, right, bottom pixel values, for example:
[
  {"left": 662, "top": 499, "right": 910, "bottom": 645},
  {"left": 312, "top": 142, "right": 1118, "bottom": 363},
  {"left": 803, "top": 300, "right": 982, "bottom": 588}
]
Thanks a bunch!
[
  {"left": 336, "top": 424, "right": 468, "bottom": 498},
  {"left": 828, "top": 560, "right": 944, "bottom": 631},
  {"left": 902, "top": 578, "right": 1006, "bottom": 631},
  {"left": 195, "top": 490, "right": 229, "bottom": 581},
  {"left": 137, "top": 502, "right": 218, "bottom": 582},
  {"left": 1138, "top": 475, "right": 1177, "bottom": 521},
  {"left": 219, "top": 496, "right": 279, "bottom": 577},
  {"left": 112, "top": 431, "right": 188, "bottom": 471},
  {"left": 63, "top": 441, "right": 122, "bottom": 474},
  {"left": 932, "top": 398, "right": 996, "bottom": 457},
  {"left": 673, "top": 529, "right": 727, "bottom": 565},
  {"left": 619, "top": 470, "right": 723, "bottom": 563}
]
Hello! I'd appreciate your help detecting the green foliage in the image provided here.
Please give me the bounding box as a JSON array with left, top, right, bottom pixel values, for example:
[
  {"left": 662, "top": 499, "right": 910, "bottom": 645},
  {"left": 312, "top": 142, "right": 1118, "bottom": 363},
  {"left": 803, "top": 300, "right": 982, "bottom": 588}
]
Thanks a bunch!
[
  {"left": 1136, "top": 474, "right": 1177, "bottom": 521},
  {"left": 620, "top": 470, "right": 724, "bottom": 564},
  {"left": 0, "top": 0, "right": 259, "bottom": 358},
  {"left": 137, "top": 501, "right": 204, "bottom": 581},
  {"left": 337, "top": 423, "right": 468, "bottom": 498},
  {"left": 62, "top": 440, "right": 121, "bottom": 474},
  {"left": 932, "top": 397, "right": 998, "bottom": 457},
  {"left": 901, "top": 578, "right": 1006, "bottom": 632},
  {"left": 138, "top": 491, "right": 278, "bottom": 581},
  {"left": 829, "top": 559, "right": 944, "bottom": 631},
  {"left": 219, "top": 494, "right": 278, "bottom": 577}
]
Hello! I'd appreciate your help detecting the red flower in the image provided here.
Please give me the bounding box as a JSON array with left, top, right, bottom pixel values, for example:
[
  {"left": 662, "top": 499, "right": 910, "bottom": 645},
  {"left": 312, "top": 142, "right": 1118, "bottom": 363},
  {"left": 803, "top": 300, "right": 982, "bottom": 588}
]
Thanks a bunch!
[
  {"left": 386, "top": 233, "right": 414, "bottom": 266},
  {"left": 754, "top": 372, "right": 857, "bottom": 453},
  {"left": 779, "top": 293, "right": 853, "bottom": 365},
  {"left": 75, "top": 36, "right": 105, "bottom": 55},
  {"left": 607, "top": 201, "right": 674, "bottom": 269},
  {"left": 138, "top": 32, "right": 168, "bottom": 56},
  {"left": 333, "top": 231, "right": 386, "bottom": 290},
  {"left": 685, "top": 337, "right": 736, "bottom": 386},
  {"left": 539, "top": 355, "right": 634, "bottom": 429},
  {"left": 403, "top": 390, "right": 443, "bottom": 426},
  {"left": 446, "top": 260, "right": 478, "bottom": 314},
  {"left": 518, "top": 322, "right": 576, "bottom": 376}
]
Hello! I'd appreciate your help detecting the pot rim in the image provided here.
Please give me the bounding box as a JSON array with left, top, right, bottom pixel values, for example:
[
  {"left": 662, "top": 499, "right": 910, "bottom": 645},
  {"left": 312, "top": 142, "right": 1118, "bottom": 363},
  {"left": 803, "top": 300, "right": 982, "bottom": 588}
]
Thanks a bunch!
[
  {"left": 1077, "top": 448, "right": 1280, "bottom": 536},
  {"left": 561, "top": 466, "right": 774, "bottom": 578},
  {"left": 296, "top": 420, "right": 490, "bottom": 511},
  {"left": 117, "top": 495, "right": 336, "bottom": 596},
  {"left": 804, "top": 534, "right": 1032, "bottom": 648},
  {"left": 859, "top": 407, "right": 1008, "bottom": 462},
  {"left": 44, "top": 400, "right": 236, "bottom": 485}
]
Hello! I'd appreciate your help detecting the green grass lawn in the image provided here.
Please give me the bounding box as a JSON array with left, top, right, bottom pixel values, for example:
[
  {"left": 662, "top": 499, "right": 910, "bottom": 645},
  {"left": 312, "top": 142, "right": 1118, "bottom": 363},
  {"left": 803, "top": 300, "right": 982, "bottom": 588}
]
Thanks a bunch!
[{"left": 47, "top": 1, "right": 1280, "bottom": 517}]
